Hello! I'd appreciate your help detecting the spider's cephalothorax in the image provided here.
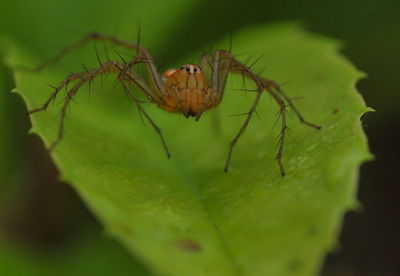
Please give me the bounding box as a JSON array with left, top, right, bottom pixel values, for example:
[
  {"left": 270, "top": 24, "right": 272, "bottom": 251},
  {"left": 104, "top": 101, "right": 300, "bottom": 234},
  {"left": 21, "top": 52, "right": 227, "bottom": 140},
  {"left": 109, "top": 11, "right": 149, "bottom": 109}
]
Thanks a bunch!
[
  {"left": 161, "top": 64, "right": 218, "bottom": 118},
  {"left": 24, "top": 33, "right": 321, "bottom": 176}
]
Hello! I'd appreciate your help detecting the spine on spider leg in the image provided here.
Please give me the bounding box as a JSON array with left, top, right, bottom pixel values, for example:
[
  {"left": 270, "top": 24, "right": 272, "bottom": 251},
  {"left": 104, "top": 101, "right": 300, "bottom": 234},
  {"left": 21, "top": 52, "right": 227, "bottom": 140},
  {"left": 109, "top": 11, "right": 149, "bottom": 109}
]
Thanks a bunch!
[{"left": 261, "top": 78, "right": 322, "bottom": 130}]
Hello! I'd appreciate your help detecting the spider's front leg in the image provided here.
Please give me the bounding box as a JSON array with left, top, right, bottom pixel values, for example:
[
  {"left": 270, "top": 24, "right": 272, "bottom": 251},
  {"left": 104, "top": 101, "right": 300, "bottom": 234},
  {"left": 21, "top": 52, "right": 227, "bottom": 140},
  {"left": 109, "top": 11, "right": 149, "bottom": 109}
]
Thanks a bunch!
[
  {"left": 27, "top": 59, "right": 171, "bottom": 158},
  {"left": 209, "top": 50, "right": 320, "bottom": 176},
  {"left": 34, "top": 61, "right": 125, "bottom": 150},
  {"left": 27, "top": 61, "right": 123, "bottom": 116},
  {"left": 22, "top": 33, "right": 171, "bottom": 157},
  {"left": 16, "top": 32, "right": 143, "bottom": 73}
]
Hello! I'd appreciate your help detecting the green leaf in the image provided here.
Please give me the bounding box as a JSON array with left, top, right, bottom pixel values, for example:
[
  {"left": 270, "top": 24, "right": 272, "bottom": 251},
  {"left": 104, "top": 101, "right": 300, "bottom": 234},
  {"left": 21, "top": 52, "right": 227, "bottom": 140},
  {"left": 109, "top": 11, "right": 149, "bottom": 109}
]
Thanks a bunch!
[{"left": 5, "top": 23, "right": 371, "bottom": 276}]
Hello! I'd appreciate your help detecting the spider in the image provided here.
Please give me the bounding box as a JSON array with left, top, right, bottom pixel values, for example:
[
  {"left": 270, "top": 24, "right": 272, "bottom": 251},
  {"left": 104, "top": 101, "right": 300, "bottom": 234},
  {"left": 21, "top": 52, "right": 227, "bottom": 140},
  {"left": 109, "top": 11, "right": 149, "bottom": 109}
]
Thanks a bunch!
[{"left": 24, "top": 32, "right": 321, "bottom": 176}]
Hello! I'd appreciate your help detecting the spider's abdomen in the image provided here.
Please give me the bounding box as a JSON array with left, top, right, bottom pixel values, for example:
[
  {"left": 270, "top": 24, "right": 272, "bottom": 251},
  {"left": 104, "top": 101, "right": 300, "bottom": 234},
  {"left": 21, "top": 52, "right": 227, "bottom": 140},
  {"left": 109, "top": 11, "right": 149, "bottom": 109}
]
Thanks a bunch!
[{"left": 160, "top": 64, "right": 218, "bottom": 117}]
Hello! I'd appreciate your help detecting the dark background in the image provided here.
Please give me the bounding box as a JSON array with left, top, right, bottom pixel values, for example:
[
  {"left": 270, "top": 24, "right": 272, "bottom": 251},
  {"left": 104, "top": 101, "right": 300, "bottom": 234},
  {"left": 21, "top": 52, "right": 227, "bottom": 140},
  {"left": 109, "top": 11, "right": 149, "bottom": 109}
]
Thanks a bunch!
[{"left": 1, "top": 0, "right": 399, "bottom": 275}]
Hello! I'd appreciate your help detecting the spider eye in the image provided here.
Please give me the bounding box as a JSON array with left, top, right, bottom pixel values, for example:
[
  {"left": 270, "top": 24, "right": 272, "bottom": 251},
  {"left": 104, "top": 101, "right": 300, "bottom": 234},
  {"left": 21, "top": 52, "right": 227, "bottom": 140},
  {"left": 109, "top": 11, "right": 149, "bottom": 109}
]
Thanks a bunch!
[
  {"left": 180, "top": 66, "right": 186, "bottom": 70},
  {"left": 186, "top": 68, "right": 190, "bottom": 72},
  {"left": 193, "top": 67, "right": 198, "bottom": 72}
]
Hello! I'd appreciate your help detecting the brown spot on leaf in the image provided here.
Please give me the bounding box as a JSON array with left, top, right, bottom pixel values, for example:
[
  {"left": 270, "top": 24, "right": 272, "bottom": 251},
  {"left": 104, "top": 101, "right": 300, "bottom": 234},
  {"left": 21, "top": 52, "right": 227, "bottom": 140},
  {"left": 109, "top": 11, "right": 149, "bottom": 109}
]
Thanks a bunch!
[
  {"left": 332, "top": 108, "right": 339, "bottom": 114},
  {"left": 315, "top": 72, "right": 326, "bottom": 81},
  {"left": 176, "top": 238, "right": 202, "bottom": 252},
  {"left": 112, "top": 221, "right": 134, "bottom": 236}
]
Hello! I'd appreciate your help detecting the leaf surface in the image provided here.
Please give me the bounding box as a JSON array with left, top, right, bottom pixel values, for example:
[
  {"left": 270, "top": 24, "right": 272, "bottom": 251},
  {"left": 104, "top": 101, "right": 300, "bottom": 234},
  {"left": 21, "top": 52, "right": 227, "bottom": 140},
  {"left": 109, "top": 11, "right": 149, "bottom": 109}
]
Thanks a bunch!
[{"left": 7, "top": 23, "right": 371, "bottom": 276}]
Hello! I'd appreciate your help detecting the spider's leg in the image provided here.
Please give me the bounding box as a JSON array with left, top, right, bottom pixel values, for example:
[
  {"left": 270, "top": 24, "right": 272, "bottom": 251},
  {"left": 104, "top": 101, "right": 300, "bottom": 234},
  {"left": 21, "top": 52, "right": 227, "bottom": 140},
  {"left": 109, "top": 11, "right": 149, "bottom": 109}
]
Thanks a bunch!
[
  {"left": 120, "top": 80, "right": 171, "bottom": 158},
  {"left": 263, "top": 79, "right": 321, "bottom": 129},
  {"left": 120, "top": 47, "right": 165, "bottom": 100},
  {"left": 36, "top": 61, "right": 123, "bottom": 150},
  {"left": 192, "top": 52, "right": 229, "bottom": 121},
  {"left": 50, "top": 84, "right": 79, "bottom": 151},
  {"left": 27, "top": 73, "right": 81, "bottom": 115},
  {"left": 122, "top": 63, "right": 160, "bottom": 103},
  {"left": 16, "top": 33, "right": 148, "bottom": 73},
  {"left": 200, "top": 54, "right": 213, "bottom": 78},
  {"left": 208, "top": 50, "right": 266, "bottom": 172},
  {"left": 266, "top": 88, "right": 288, "bottom": 176},
  {"left": 212, "top": 50, "right": 320, "bottom": 175},
  {"left": 50, "top": 79, "right": 87, "bottom": 151},
  {"left": 211, "top": 51, "right": 231, "bottom": 103},
  {"left": 224, "top": 90, "right": 263, "bottom": 172},
  {"left": 27, "top": 61, "right": 125, "bottom": 116},
  {"left": 198, "top": 54, "right": 222, "bottom": 133}
]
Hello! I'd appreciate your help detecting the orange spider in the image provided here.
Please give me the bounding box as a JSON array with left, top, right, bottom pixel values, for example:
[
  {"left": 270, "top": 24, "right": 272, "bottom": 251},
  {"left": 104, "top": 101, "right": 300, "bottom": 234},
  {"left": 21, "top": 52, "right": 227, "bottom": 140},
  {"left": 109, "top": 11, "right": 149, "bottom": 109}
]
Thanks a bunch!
[{"left": 25, "top": 33, "right": 321, "bottom": 175}]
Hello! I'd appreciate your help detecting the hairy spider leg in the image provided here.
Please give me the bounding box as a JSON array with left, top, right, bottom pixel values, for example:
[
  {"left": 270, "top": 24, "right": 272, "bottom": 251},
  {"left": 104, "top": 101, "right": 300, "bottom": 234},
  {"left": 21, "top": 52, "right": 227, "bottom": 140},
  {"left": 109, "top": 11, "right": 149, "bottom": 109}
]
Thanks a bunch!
[
  {"left": 190, "top": 51, "right": 231, "bottom": 121},
  {"left": 207, "top": 50, "right": 265, "bottom": 173},
  {"left": 264, "top": 79, "right": 321, "bottom": 129},
  {"left": 17, "top": 33, "right": 143, "bottom": 73},
  {"left": 18, "top": 32, "right": 164, "bottom": 103},
  {"left": 120, "top": 81, "right": 171, "bottom": 157},
  {"left": 27, "top": 58, "right": 171, "bottom": 157},
  {"left": 199, "top": 54, "right": 222, "bottom": 132},
  {"left": 204, "top": 50, "right": 320, "bottom": 175},
  {"left": 21, "top": 33, "right": 171, "bottom": 156},
  {"left": 47, "top": 61, "right": 123, "bottom": 150}
]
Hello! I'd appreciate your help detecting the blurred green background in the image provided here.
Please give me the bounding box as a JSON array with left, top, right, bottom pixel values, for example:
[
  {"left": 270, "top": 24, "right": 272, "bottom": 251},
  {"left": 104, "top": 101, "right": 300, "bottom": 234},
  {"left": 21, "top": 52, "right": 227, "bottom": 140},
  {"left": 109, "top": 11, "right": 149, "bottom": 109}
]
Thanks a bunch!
[{"left": 0, "top": 0, "right": 398, "bottom": 275}]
